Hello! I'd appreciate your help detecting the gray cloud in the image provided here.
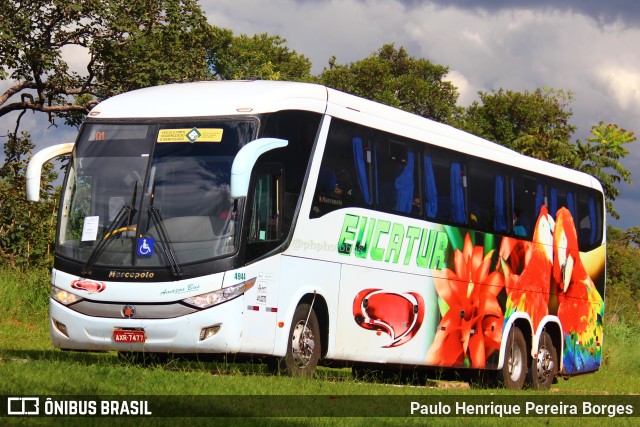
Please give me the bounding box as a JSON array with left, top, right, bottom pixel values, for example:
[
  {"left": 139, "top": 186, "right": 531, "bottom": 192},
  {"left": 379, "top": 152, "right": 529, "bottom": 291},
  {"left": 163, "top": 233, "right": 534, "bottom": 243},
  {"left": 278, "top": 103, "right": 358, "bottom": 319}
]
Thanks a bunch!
[{"left": 397, "top": 0, "right": 640, "bottom": 26}]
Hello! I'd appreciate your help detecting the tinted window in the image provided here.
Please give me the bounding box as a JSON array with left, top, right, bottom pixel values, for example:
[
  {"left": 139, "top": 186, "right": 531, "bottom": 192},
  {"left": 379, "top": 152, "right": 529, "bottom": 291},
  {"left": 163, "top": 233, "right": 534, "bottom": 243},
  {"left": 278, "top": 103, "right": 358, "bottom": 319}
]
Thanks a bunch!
[
  {"left": 468, "top": 158, "right": 508, "bottom": 233},
  {"left": 311, "top": 119, "right": 371, "bottom": 218},
  {"left": 260, "top": 110, "right": 321, "bottom": 229},
  {"left": 425, "top": 146, "right": 467, "bottom": 225},
  {"left": 373, "top": 134, "right": 418, "bottom": 214}
]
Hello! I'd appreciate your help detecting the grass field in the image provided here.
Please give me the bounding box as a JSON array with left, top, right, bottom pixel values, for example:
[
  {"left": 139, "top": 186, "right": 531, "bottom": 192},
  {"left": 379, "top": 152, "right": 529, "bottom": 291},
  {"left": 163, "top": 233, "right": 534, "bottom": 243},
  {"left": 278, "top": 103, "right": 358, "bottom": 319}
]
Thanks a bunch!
[{"left": 1, "top": 269, "right": 639, "bottom": 426}]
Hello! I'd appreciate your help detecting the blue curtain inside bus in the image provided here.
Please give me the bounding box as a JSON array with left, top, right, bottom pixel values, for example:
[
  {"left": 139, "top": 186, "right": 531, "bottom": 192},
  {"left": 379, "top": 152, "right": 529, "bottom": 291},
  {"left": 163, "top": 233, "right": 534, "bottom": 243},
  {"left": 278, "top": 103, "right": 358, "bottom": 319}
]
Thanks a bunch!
[
  {"left": 550, "top": 187, "right": 558, "bottom": 217},
  {"left": 352, "top": 137, "right": 371, "bottom": 205},
  {"left": 589, "top": 196, "right": 597, "bottom": 245},
  {"left": 395, "top": 151, "right": 414, "bottom": 213},
  {"left": 450, "top": 162, "right": 466, "bottom": 224},
  {"left": 424, "top": 155, "right": 437, "bottom": 218},
  {"left": 567, "top": 192, "right": 576, "bottom": 218},
  {"left": 536, "top": 184, "right": 544, "bottom": 214},
  {"left": 494, "top": 175, "right": 507, "bottom": 232}
]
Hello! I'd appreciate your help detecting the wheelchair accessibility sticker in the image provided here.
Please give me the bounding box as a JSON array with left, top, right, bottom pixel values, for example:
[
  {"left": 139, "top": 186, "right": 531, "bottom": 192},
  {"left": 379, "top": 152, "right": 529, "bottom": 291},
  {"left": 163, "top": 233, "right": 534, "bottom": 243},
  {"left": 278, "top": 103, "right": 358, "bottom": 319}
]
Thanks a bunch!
[{"left": 136, "top": 237, "right": 155, "bottom": 257}]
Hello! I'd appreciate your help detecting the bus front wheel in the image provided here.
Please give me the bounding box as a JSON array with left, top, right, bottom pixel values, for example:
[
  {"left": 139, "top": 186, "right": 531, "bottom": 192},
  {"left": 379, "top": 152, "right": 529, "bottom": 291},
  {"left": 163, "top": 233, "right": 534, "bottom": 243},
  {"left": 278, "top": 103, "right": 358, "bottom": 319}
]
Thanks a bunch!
[
  {"left": 498, "top": 326, "right": 528, "bottom": 389},
  {"left": 278, "top": 303, "right": 321, "bottom": 377}
]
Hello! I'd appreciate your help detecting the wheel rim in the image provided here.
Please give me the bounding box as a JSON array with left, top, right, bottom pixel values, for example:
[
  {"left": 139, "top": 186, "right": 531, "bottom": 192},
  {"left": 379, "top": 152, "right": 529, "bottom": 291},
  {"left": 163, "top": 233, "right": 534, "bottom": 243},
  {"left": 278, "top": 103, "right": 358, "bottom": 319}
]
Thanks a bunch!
[
  {"left": 536, "top": 347, "right": 555, "bottom": 383},
  {"left": 508, "top": 341, "right": 523, "bottom": 382},
  {"left": 291, "top": 320, "right": 315, "bottom": 368}
]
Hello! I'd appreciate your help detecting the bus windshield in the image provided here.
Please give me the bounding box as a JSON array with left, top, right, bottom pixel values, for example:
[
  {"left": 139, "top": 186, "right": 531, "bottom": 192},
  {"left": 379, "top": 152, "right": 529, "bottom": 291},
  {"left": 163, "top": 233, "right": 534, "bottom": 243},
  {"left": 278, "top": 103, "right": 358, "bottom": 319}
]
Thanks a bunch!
[{"left": 57, "top": 120, "right": 257, "bottom": 270}]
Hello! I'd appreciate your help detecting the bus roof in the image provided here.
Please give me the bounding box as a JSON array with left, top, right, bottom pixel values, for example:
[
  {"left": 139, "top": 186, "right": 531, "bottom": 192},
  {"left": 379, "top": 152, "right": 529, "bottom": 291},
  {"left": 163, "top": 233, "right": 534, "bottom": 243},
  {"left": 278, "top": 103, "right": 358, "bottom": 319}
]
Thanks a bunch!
[
  {"left": 89, "top": 80, "right": 329, "bottom": 119},
  {"left": 88, "top": 80, "right": 602, "bottom": 192}
]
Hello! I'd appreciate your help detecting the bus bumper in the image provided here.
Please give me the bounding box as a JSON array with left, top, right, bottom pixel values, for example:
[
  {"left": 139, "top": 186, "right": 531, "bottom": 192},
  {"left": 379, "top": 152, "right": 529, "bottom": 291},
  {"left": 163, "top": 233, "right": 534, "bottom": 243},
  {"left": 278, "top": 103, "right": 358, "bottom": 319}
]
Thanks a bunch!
[{"left": 49, "top": 297, "right": 244, "bottom": 353}]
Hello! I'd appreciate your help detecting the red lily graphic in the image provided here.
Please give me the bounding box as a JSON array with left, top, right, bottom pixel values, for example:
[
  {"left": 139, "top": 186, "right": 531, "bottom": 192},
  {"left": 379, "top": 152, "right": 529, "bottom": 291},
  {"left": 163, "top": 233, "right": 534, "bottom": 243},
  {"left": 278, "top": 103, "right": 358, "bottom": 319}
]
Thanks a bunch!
[
  {"left": 426, "top": 234, "right": 504, "bottom": 368},
  {"left": 353, "top": 289, "right": 425, "bottom": 347}
]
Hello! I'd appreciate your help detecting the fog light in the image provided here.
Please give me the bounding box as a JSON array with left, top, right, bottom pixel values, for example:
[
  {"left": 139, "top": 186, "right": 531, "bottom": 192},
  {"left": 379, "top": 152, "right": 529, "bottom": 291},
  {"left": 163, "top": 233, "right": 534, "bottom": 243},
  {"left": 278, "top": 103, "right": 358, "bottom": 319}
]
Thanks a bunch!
[
  {"left": 53, "top": 318, "right": 69, "bottom": 338},
  {"left": 199, "top": 324, "right": 221, "bottom": 341}
]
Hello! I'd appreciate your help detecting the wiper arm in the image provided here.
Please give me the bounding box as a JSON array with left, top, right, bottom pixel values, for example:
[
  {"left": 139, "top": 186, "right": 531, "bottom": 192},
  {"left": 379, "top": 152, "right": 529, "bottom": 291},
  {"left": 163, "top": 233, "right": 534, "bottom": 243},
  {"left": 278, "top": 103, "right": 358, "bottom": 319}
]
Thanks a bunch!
[
  {"left": 82, "top": 205, "right": 130, "bottom": 276},
  {"left": 82, "top": 182, "right": 138, "bottom": 276},
  {"left": 147, "top": 206, "right": 182, "bottom": 279}
]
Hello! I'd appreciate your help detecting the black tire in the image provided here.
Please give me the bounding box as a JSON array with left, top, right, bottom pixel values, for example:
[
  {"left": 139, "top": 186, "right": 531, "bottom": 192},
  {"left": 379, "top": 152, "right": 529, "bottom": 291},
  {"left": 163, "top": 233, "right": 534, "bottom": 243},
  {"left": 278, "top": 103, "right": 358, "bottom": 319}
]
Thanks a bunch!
[
  {"left": 498, "top": 327, "right": 528, "bottom": 389},
  {"left": 278, "top": 303, "right": 321, "bottom": 377},
  {"left": 528, "top": 330, "right": 558, "bottom": 390}
]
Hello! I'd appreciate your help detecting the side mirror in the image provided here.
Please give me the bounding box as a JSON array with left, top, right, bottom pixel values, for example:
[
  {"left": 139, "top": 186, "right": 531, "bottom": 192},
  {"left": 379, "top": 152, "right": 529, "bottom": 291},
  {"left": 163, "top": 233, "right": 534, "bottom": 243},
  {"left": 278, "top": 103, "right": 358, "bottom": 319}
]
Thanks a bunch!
[
  {"left": 230, "top": 138, "right": 288, "bottom": 198},
  {"left": 26, "top": 143, "right": 74, "bottom": 201}
]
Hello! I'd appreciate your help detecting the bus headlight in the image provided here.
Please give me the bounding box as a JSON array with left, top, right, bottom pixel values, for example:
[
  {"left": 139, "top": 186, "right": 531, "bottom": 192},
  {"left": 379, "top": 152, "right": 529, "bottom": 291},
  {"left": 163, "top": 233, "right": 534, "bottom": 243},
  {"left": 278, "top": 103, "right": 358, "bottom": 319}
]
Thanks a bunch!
[
  {"left": 183, "top": 277, "right": 256, "bottom": 309},
  {"left": 51, "top": 285, "right": 83, "bottom": 305}
]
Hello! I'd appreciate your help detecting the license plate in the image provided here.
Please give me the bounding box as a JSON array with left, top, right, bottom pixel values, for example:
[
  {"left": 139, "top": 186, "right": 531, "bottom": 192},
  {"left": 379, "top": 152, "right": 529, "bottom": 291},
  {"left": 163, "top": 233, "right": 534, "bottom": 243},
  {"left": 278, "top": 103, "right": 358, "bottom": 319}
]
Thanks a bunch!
[{"left": 113, "top": 329, "right": 146, "bottom": 343}]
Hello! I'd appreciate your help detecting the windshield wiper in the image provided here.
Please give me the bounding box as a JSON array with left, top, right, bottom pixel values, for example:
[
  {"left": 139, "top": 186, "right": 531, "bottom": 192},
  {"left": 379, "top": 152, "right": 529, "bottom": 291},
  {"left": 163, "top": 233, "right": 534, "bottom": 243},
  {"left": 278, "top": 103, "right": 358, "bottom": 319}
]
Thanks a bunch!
[
  {"left": 82, "top": 182, "right": 138, "bottom": 276},
  {"left": 147, "top": 205, "right": 182, "bottom": 279}
]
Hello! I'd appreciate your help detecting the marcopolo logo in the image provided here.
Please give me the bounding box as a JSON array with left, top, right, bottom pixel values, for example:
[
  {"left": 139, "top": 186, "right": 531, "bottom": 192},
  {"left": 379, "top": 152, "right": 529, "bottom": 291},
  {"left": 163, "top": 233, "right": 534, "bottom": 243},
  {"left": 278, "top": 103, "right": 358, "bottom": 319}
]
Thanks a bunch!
[
  {"left": 337, "top": 214, "right": 449, "bottom": 269},
  {"left": 108, "top": 271, "right": 155, "bottom": 280}
]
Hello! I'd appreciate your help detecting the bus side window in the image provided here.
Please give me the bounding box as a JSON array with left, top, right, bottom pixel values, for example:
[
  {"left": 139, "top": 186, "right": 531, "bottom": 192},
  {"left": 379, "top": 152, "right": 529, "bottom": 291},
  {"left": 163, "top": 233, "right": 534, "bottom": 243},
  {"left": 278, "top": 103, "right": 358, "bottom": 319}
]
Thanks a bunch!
[
  {"left": 428, "top": 148, "right": 467, "bottom": 226},
  {"left": 577, "top": 189, "right": 603, "bottom": 251},
  {"left": 426, "top": 150, "right": 467, "bottom": 225},
  {"left": 246, "top": 167, "right": 283, "bottom": 262},
  {"left": 510, "top": 174, "right": 541, "bottom": 240},
  {"left": 467, "top": 158, "right": 507, "bottom": 233},
  {"left": 549, "top": 183, "right": 577, "bottom": 220},
  {"left": 249, "top": 172, "right": 282, "bottom": 243},
  {"left": 373, "top": 136, "right": 415, "bottom": 214},
  {"left": 311, "top": 119, "right": 371, "bottom": 218}
]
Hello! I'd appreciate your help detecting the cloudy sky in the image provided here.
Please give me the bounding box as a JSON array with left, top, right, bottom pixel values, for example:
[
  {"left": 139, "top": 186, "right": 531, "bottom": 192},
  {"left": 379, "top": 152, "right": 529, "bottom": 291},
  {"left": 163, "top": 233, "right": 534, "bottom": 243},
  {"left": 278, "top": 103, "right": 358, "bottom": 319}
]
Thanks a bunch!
[
  {"left": 3, "top": 0, "right": 638, "bottom": 229},
  {"left": 204, "top": 0, "right": 640, "bottom": 229}
]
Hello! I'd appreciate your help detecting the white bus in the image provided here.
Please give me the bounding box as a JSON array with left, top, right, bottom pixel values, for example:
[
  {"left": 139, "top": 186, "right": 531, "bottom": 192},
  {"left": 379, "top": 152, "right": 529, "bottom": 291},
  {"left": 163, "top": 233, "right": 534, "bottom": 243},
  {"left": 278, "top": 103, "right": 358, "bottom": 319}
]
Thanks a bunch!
[{"left": 27, "top": 81, "right": 605, "bottom": 389}]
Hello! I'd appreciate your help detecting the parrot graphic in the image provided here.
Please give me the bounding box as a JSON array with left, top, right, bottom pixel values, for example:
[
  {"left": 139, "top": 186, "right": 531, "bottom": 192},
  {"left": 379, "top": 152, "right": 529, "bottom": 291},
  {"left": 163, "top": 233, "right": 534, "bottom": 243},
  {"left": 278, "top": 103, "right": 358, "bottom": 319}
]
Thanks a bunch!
[
  {"left": 552, "top": 207, "right": 603, "bottom": 373},
  {"left": 504, "top": 205, "right": 555, "bottom": 327}
]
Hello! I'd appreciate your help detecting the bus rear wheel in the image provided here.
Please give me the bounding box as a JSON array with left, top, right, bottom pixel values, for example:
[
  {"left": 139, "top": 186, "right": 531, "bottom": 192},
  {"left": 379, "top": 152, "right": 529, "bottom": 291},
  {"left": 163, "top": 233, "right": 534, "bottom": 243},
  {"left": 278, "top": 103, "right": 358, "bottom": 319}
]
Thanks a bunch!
[
  {"left": 498, "top": 326, "right": 528, "bottom": 389},
  {"left": 528, "top": 331, "right": 557, "bottom": 390},
  {"left": 277, "top": 303, "right": 321, "bottom": 377}
]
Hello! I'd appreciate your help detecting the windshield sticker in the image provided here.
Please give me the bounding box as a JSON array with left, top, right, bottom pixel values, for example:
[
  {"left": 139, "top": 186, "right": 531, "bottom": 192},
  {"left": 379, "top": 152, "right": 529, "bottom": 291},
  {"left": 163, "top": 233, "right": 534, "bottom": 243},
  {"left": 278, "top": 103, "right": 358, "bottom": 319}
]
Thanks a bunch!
[
  {"left": 136, "top": 237, "right": 155, "bottom": 257},
  {"left": 157, "top": 128, "right": 223, "bottom": 143},
  {"left": 81, "top": 216, "right": 99, "bottom": 241}
]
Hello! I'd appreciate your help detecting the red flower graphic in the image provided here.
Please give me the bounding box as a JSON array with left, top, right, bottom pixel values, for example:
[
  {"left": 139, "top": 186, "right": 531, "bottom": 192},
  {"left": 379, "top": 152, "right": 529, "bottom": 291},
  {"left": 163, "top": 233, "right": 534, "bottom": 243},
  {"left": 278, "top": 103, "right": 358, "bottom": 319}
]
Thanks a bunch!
[{"left": 426, "top": 234, "right": 504, "bottom": 368}]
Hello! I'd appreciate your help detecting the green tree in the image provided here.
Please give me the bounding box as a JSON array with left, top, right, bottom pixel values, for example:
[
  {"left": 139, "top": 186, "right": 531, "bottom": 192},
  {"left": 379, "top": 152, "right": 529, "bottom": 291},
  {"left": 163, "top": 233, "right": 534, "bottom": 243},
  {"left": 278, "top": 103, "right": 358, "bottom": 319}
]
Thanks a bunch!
[
  {"left": 0, "top": 0, "right": 103, "bottom": 123},
  {"left": 606, "top": 226, "right": 640, "bottom": 326},
  {"left": 211, "top": 33, "right": 312, "bottom": 81},
  {"left": 572, "top": 122, "right": 635, "bottom": 220},
  {"left": 319, "top": 44, "right": 461, "bottom": 123},
  {"left": 91, "top": 1, "right": 228, "bottom": 98},
  {"left": 0, "top": 0, "right": 222, "bottom": 126},
  {"left": 456, "top": 88, "right": 576, "bottom": 163},
  {"left": 0, "top": 132, "right": 59, "bottom": 268}
]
